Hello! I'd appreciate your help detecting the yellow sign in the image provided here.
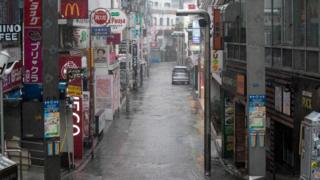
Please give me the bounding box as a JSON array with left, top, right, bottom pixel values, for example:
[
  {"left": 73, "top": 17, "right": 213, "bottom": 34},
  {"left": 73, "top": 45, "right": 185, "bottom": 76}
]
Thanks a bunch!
[
  {"left": 64, "top": 3, "right": 80, "bottom": 17},
  {"left": 67, "top": 85, "right": 82, "bottom": 97}
]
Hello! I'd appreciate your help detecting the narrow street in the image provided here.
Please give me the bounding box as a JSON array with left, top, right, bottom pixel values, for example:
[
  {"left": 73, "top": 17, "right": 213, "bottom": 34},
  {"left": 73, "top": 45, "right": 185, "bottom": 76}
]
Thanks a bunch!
[{"left": 64, "top": 62, "right": 236, "bottom": 180}]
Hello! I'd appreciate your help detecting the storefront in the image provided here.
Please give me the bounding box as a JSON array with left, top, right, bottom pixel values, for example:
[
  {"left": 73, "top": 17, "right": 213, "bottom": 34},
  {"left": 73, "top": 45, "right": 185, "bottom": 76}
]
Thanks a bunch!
[{"left": 221, "top": 70, "right": 247, "bottom": 168}]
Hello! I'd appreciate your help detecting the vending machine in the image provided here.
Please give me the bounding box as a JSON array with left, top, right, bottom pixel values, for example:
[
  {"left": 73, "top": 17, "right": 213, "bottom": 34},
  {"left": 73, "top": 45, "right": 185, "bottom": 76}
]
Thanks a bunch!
[{"left": 300, "top": 111, "right": 320, "bottom": 180}]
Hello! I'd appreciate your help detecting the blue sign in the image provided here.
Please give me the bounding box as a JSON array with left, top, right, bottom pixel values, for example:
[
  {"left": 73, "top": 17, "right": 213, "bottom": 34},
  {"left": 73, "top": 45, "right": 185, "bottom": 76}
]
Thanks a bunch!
[
  {"left": 92, "top": 27, "right": 111, "bottom": 36},
  {"left": 44, "top": 100, "right": 60, "bottom": 139},
  {"left": 248, "top": 95, "right": 266, "bottom": 131}
]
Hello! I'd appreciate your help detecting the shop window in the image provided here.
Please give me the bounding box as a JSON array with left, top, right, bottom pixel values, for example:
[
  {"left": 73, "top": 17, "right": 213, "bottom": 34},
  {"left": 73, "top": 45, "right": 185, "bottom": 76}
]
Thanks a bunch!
[
  {"left": 240, "top": 45, "right": 246, "bottom": 61},
  {"left": 306, "top": 0, "right": 319, "bottom": 47},
  {"left": 293, "top": 0, "right": 306, "bottom": 46},
  {"left": 272, "top": 48, "right": 281, "bottom": 68},
  {"left": 282, "top": 49, "right": 292, "bottom": 68},
  {"left": 235, "top": 45, "right": 240, "bottom": 60},
  {"left": 265, "top": 0, "right": 272, "bottom": 45},
  {"left": 272, "top": 0, "right": 282, "bottom": 45},
  {"left": 306, "top": 51, "right": 319, "bottom": 73},
  {"left": 265, "top": 48, "right": 272, "bottom": 67},
  {"left": 160, "top": 18, "right": 163, "bottom": 26},
  {"left": 227, "top": 44, "right": 235, "bottom": 59},
  {"left": 240, "top": 0, "right": 246, "bottom": 43},
  {"left": 293, "top": 50, "right": 305, "bottom": 70}
]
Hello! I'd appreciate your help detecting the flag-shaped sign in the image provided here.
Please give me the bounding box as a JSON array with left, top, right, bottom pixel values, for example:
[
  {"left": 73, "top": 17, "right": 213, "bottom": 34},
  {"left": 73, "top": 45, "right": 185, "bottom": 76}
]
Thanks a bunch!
[{"left": 61, "top": 0, "right": 88, "bottom": 19}]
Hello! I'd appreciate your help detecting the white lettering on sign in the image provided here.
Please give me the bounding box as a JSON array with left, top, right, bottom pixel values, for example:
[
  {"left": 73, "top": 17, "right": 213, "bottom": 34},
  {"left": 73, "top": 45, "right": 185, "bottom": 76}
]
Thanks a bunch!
[
  {"left": 30, "top": 41, "right": 40, "bottom": 82},
  {"left": 73, "top": 97, "right": 81, "bottom": 136},
  {"left": 0, "top": 24, "right": 22, "bottom": 42},
  {"left": 29, "top": 1, "right": 40, "bottom": 26}
]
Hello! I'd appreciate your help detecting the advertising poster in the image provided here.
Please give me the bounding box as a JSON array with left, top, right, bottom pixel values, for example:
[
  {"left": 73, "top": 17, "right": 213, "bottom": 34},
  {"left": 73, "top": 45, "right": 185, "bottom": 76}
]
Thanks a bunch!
[
  {"left": 94, "top": 47, "right": 109, "bottom": 66},
  {"left": 44, "top": 100, "right": 60, "bottom": 139},
  {"left": 249, "top": 95, "right": 266, "bottom": 131},
  {"left": 95, "top": 75, "right": 112, "bottom": 110}
]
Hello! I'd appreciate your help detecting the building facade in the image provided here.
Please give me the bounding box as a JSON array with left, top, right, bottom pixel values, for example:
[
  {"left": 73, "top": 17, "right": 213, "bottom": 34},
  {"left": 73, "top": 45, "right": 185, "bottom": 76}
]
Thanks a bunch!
[{"left": 210, "top": 0, "right": 320, "bottom": 178}]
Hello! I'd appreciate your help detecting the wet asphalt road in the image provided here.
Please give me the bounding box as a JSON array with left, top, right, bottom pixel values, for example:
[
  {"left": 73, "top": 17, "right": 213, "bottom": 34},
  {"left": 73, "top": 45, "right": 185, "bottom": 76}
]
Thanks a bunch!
[{"left": 64, "top": 62, "right": 237, "bottom": 180}]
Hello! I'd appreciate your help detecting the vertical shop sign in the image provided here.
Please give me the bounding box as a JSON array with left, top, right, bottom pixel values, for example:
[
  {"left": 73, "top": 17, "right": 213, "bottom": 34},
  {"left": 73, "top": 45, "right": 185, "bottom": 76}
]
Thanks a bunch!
[
  {"left": 44, "top": 100, "right": 60, "bottom": 138},
  {"left": 24, "top": 0, "right": 42, "bottom": 27},
  {"left": 248, "top": 95, "right": 266, "bottom": 131},
  {"left": 236, "top": 74, "right": 245, "bottom": 96},
  {"left": 72, "top": 96, "right": 83, "bottom": 158},
  {"left": 24, "top": 0, "right": 42, "bottom": 83},
  {"left": 213, "top": 8, "right": 222, "bottom": 50}
]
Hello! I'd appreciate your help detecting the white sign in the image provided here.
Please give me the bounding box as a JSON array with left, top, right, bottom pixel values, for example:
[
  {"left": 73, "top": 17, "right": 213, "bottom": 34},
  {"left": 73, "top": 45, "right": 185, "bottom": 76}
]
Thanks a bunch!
[
  {"left": 0, "top": 24, "right": 22, "bottom": 41},
  {"left": 107, "top": 9, "right": 127, "bottom": 33}
]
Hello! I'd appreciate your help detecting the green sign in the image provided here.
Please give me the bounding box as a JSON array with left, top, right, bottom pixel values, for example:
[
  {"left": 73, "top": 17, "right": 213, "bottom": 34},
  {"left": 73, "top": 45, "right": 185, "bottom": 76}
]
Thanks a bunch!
[{"left": 111, "top": 12, "right": 120, "bottom": 16}]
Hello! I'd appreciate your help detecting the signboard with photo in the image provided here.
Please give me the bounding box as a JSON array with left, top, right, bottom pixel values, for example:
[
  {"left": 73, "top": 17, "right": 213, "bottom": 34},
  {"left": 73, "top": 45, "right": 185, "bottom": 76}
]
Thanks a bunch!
[{"left": 94, "top": 47, "right": 109, "bottom": 66}]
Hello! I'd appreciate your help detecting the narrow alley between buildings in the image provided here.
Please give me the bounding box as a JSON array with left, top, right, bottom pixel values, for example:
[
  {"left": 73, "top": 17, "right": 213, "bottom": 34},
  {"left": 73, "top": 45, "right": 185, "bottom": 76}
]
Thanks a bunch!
[{"left": 63, "top": 62, "right": 237, "bottom": 180}]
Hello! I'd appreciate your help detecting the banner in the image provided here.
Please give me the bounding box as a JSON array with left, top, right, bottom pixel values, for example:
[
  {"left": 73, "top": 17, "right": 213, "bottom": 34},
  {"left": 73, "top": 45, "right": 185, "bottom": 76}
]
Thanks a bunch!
[
  {"left": 61, "top": 0, "right": 88, "bottom": 19},
  {"left": 24, "top": 28, "right": 42, "bottom": 83},
  {"left": 24, "top": 0, "right": 42, "bottom": 84}
]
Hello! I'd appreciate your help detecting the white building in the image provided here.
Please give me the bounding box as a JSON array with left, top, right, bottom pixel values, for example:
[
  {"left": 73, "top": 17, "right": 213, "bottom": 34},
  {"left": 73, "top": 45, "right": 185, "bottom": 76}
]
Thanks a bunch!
[{"left": 149, "top": 0, "right": 177, "bottom": 32}]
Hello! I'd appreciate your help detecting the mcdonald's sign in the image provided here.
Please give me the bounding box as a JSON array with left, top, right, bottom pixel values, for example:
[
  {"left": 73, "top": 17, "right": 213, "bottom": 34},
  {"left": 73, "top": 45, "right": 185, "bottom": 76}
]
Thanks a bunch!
[{"left": 61, "top": 0, "right": 88, "bottom": 19}]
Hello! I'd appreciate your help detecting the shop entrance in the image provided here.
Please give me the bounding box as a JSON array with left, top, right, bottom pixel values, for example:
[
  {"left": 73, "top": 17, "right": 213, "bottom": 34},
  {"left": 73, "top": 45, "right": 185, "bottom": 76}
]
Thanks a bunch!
[
  {"left": 234, "top": 102, "right": 246, "bottom": 168},
  {"left": 274, "top": 121, "right": 294, "bottom": 173}
]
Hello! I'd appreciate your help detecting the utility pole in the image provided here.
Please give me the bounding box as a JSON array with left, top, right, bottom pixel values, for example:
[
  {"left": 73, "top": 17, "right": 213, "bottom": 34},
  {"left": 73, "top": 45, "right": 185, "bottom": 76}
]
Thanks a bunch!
[
  {"left": 176, "top": 9, "right": 211, "bottom": 176},
  {"left": 246, "top": 0, "right": 266, "bottom": 178},
  {"left": 42, "top": 1, "right": 61, "bottom": 180}
]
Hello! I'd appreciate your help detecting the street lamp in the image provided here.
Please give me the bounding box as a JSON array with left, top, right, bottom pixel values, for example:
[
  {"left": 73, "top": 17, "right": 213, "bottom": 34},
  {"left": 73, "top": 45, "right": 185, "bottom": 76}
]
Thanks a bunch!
[
  {"left": 0, "top": 50, "right": 19, "bottom": 155},
  {"left": 176, "top": 9, "right": 211, "bottom": 176}
]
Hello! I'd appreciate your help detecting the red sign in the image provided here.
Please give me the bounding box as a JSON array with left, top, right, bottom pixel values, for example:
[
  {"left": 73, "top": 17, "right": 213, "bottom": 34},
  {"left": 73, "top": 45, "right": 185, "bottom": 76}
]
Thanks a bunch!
[
  {"left": 24, "top": 28, "right": 42, "bottom": 83},
  {"left": 24, "top": 0, "right": 42, "bottom": 27},
  {"left": 94, "top": 10, "right": 109, "bottom": 25},
  {"left": 213, "top": 8, "right": 222, "bottom": 50},
  {"left": 61, "top": 0, "right": 88, "bottom": 19},
  {"left": 59, "top": 55, "right": 82, "bottom": 85},
  {"left": 106, "top": 33, "right": 121, "bottom": 45},
  {"left": 3, "top": 62, "right": 22, "bottom": 93},
  {"left": 188, "top": 4, "right": 196, "bottom": 9},
  {"left": 72, "top": 96, "right": 83, "bottom": 159}
]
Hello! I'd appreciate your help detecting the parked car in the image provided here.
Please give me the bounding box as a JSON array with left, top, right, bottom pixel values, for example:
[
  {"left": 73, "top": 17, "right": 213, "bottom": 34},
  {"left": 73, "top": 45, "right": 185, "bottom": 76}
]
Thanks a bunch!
[{"left": 172, "top": 66, "right": 189, "bottom": 85}]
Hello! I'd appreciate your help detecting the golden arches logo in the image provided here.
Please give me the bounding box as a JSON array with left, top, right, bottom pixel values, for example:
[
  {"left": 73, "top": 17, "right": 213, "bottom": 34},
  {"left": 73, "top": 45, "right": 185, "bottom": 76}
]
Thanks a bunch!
[{"left": 64, "top": 3, "right": 80, "bottom": 17}]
